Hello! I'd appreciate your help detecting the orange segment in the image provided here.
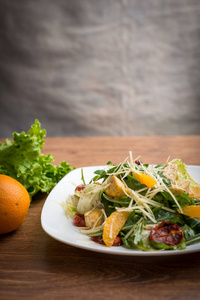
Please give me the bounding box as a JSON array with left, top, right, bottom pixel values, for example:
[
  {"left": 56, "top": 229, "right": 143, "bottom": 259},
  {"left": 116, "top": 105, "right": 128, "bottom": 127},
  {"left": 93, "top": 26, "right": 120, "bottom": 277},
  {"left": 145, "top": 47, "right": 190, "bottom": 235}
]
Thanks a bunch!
[
  {"left": 189, "top": 186, "right": 200, "bottom": 199},
  {"left": 179, "top": 205, "right": 200, "bottom": 220},
  {"left": 103, "top": 211, "right": 130, "bottom": 247},
  {"left": 135, "top": 172, "right": 157, "bottom": 188}
]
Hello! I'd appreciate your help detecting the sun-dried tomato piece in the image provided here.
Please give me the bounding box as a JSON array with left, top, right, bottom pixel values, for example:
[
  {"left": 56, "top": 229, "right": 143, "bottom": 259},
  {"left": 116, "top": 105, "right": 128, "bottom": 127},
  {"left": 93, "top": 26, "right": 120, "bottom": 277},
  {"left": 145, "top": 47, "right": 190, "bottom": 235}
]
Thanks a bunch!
[
  {"left": 73, "top": 213, "right": 86, "bottom": 227},
  {"left": 91, "top": 236, "right": 105, "bottom": 245},
  {"left": 112, "top": 236, "right": 122, "bottom": 246},
  {"left": 91, "top": 236, "right": 122, "bottom": 246},
  {"left": 75, "top": 184, "right": 85, "bottom": 191},
  {"left": 150, "top": 220, "right": 183, "bottom": 246}
]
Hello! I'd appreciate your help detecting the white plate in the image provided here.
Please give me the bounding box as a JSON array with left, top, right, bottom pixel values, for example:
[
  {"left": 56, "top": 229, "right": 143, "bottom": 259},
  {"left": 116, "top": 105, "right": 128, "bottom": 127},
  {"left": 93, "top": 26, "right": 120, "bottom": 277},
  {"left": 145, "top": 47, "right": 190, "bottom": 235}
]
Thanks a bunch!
[{"left": 41, "top": 165, "right": 200, "bottom": 256}]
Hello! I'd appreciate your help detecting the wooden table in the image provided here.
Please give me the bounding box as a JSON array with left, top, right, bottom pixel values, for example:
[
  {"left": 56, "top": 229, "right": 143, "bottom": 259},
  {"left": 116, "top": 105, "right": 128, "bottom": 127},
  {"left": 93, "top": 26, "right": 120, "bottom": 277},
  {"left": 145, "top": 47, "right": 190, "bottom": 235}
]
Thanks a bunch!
[{"left": 1, "top": 136, "right": 200, "bottom": 300}]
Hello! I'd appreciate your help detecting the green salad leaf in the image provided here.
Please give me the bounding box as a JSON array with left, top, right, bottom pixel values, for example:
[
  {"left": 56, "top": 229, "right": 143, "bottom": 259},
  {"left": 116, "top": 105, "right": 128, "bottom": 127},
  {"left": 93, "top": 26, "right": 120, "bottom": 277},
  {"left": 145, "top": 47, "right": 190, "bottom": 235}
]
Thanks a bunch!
[
  {"left": 172, "top": 158, "right": 199, "bottom": 187},
  {"left": 0, "top": 119, "right": 75, "bottom": 200}
]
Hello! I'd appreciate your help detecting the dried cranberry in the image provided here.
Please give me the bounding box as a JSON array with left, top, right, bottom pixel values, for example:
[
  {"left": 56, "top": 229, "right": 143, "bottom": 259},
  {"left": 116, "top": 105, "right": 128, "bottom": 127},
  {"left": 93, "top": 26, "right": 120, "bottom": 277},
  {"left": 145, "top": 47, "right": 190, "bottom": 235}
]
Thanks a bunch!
[
  {"left": 75, "top": 184, "right": 85, "bottom": 191},
  {"left": 135, "top": 160, "right": 142, "bottom": 165}
]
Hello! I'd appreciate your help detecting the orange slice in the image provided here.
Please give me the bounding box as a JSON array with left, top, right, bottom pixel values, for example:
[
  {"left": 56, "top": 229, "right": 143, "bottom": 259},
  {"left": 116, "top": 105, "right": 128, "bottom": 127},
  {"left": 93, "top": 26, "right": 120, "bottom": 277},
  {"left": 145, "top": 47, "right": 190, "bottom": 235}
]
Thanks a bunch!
[
  {"left": 103, "top": 210, "right": 130, "bottom": 247},
  {"left": 135, "top": 172, "right": 157, "bottom": 188},
  {"left": 189, "top": 186, "right": 200, "bottom": 199},
  {"left": 179, "top": 205, "right": 200, "bottom": 220}
]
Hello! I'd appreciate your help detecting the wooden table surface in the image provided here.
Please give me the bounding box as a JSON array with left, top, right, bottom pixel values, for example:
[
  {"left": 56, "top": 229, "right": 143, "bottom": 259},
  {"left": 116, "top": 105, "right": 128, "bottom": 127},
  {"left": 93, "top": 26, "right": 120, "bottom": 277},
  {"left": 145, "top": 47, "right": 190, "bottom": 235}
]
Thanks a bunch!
[{"left": 1, "top": 136, "right": 200, "bottom": 300}]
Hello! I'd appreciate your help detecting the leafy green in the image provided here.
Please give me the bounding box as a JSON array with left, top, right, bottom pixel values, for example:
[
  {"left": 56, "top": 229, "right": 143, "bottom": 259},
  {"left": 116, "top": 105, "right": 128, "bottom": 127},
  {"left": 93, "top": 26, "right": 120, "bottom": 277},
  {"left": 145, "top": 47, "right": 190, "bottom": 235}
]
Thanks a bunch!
[
  {"left": 152, "top": 207, "right": 184, "bottom": 224},
  {"left": 186, "top": 233, "right": 200, "bottom": 245},
  {"left": 183, "top": 215, "right": 200, "bottom": 233},
  {"left": 120, "top": 218, "right": 151, "bottom": 250},
  {"left": 182, "top": 219, "right": 200, "bottom": 246},
  {"left": 100, "top": 193, "right": 116, "bottom": 217},
  {"left": 122, "top": 210, "right": 143, "bottom": 231},
  {"left": 182, "top": 224, "right": 195, "bottom": 241},
  {"left": 92, "top": 169, "right": 107, "bottom": 182},
  {"left": 150, "top": 239, "right": 186, "bottom": 250},
  {"left": 0, "top": 120, "right": 74, "bottom": 200},
  {"left": 103, "top": 193, "right": 130, "bottom": 206},
  {"left": 172, "top": 158, "right": 199, "bottom": 187},
  {"left": 153, "top": 189, "right": 195, "bottom": 210},
  {"left": 176, "top": 193, "right": 196, "bottom": 207},
  {"left": 92, "top": 163, "right": 130, "bottom": 183},
  {"left": 124, "top": 175, "right": 146, "bottom": 191}
]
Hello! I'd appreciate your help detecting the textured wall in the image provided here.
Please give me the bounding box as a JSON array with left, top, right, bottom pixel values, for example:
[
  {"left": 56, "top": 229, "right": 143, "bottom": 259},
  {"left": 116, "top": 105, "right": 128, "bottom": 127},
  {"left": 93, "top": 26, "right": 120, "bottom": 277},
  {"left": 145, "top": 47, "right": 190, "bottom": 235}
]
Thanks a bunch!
[{"left": 0, "top": 0, "right": 200, "bottom": 137}]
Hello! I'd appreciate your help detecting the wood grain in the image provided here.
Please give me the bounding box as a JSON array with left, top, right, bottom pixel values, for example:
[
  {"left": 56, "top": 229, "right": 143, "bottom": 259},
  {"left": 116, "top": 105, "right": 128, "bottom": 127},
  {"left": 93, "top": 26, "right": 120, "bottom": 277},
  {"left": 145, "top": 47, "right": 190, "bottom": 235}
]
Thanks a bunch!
[
  {"left": 0, "top": 136, "right": 200, "bottom": 300},
  {"left": 43, "top": 136, "right": 200, "bottom": 166}
]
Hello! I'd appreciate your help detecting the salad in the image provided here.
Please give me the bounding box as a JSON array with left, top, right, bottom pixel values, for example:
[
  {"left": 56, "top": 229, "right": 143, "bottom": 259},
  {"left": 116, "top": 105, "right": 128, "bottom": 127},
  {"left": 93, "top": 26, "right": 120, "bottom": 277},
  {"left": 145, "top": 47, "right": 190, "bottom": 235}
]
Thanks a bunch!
[{"left": 65, "top": 152, "right": 200, "bottom": 251}]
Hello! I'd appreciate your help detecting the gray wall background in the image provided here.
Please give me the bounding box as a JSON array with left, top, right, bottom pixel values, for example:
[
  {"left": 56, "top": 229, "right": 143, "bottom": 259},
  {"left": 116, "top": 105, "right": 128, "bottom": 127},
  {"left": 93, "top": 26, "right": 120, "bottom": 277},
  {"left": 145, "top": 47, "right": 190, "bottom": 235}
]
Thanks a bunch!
[{"left": 0, "top": 0, "right": 200, "bottom": 137}]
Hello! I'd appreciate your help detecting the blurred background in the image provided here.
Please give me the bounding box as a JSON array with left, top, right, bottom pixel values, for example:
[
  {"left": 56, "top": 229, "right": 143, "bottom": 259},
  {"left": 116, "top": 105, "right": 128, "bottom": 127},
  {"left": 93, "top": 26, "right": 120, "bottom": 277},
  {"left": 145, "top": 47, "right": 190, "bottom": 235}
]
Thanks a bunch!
[{"left": 0, "top": 0, "right": 200, "bottom": 138}]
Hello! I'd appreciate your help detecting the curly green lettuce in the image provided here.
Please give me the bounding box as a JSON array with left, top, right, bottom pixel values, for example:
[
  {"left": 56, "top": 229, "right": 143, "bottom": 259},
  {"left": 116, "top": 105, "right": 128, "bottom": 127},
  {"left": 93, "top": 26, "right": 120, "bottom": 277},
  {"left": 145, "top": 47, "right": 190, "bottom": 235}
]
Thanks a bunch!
[
  {"left": 0, "top": 120, "right": 74, "bottom": 200},
  {"left": 171, "top": 158, "right": 199, "bottom": 187}
]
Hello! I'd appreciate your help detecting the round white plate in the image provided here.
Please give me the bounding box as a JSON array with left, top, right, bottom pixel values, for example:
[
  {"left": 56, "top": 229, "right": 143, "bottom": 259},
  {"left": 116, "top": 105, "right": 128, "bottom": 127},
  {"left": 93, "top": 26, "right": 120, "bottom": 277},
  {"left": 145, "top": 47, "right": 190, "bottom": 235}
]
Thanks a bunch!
[{"left": 41, "top": 165, "right": 200, "bottom": 256}]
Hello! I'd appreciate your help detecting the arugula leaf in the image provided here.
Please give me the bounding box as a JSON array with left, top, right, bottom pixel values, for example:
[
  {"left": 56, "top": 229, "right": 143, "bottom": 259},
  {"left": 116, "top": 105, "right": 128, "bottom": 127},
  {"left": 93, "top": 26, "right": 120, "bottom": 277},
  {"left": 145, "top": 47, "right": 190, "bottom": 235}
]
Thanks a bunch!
[
  {"left": 121, "top": 211, "right": 143, "bottom": 231},
  {"left": 100, "top": 194, "right": 116, "bottom": 217},
  {"left": 106, "top": 161, "right": 114, "bottom": 166},
  {"left": 150, "top": 239, "right": 186, "bottom": 250},
  {"left": 132, "top": 220, "right": 144, "bottom": 244},
  {"left": 103, "top": 192, "right": 130, "bottom": 205},
  {"left": 120, "top": 218, "right": 149, "bottom": 250},
  {"left": 183, "top": 215, "right": 200, "bottom": 233},
  {"left": 92, "top": 169, "right": 107, "bottom": 182},
  {"left": 182, "top": 224, "right": 195, "bottom": 241},
  {"left": 152, "top": 207, "right": 184, "bottom": 225},
  {"left": 175, "top": 193, "right": 196, "bottom": 207},
  {"left": 157, "top": 174, "right": 172, "bottom": 187},
  {"left": 0, "top": 120, "right": 74, "bottom": 200},
  {"left": 186, "top": 233, "right": 200, "bottom": 245},
  {"left": 124, "top": 175, "right": 146, "bottom": 191}
]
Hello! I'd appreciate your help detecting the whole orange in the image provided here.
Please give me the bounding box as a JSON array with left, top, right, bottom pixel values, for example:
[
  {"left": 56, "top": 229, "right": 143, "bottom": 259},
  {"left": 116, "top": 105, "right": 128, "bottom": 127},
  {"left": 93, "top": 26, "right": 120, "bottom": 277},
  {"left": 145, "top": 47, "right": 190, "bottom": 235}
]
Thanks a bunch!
[{"left": 0, "top": 175, "right": 30, "bottom": 234}]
